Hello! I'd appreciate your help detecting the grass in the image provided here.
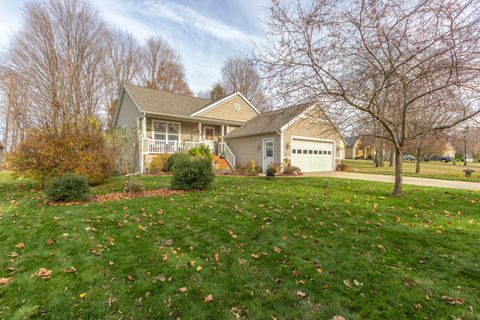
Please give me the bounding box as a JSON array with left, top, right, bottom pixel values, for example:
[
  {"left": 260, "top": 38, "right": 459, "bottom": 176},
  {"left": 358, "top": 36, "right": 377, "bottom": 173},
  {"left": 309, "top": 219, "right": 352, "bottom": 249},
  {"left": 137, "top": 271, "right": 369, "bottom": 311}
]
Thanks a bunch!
[
  {"left": 344, "top": 159, "right": 480, "bottom": 182},
  {"left": 0, "top": 172, "right": 479, "bottom": 319}
]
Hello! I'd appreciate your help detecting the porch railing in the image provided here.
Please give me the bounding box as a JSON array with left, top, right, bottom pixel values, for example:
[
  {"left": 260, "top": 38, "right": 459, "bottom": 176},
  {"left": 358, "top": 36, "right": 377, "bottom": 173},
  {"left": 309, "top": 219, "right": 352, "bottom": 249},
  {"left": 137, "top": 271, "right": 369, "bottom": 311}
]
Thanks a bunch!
[
  {"left": 146, "top": 139, "right": 202, "bottom": 154},
  {"left": 221, "top": 142, "right": 236, "bottom": 168}
]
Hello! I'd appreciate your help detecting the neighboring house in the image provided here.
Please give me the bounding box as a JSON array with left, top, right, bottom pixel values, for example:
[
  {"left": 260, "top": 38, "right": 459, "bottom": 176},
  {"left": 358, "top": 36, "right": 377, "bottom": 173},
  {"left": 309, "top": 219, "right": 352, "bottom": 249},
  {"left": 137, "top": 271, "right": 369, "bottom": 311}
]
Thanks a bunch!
[
  {"left": 113, "top": 84, "right": 345, "bottom": 173},
  {"left": 344, "top": 136, "right": 375, "bottom": 159},
  {"left": 440, "top": 141, "right": 456, "bottom": 158}
]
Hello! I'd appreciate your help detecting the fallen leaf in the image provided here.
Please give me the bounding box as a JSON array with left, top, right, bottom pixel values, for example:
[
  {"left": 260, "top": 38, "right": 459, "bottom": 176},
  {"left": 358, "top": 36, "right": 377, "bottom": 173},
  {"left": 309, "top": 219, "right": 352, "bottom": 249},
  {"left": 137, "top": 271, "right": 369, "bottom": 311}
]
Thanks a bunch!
[
  {"left": 343, "top": 279, "right": 352, "bottom": 287},
  {"left": 444, "top": 296, "right": 465, "bottom": 305},
  {"left": 292, "top": 269, "right": 300, "bottom": 277},
  {"left": 107, "top": 296, "right": 117, "bottom": 308},
  {"left": 47, "top": 239, "right": 55, "bottom": 245},
  {"left": 8, "top": 252, "right": 18, "bottom": 258},
  {"left": 157, "top": 274, "right": 166, "bottom": 282},
  {"left": 0, "top": 277, "right": 13, "bottom": 285},
  {"left": 165, "top": 239, "right": 174, "bottom": 246},
  {"left": 63, "top": 266, "right": 77, "bottom": 273},
  {"left": 204, "top": 294, "right": 214, "bottom": 303},
  {"left": 377, "top": 244, "right": 385, "bottom": 250},
  {"left": 414, "top": 303, "right": 422, "bottom": 310},
  {"left": 127, "top": 275, "right": 135, "bottom": 282},
  {"left": 196, "top": 266, "right": 203, "bottom": 271},
  {"left": 251, "top": 253, "right": 260, "bottom": 259},
  {"left": 15, "top": 242, "right": 25, "bottom": 249},
  {"left": 179, "top": 287, "right": 188, "bottom": 293},
  {"left": 215, "top": 253, "right": 220, "bottom": 262},
  {"left": 331, "top": 316, "right": 346, "bottom": 320},
  {"left": 316, "top": 267, "right": 323, "bottom": 274},
  {"left": 79, "top": 292, "right": 87, "bottom": 299},
  {"left": 296, "top": 290, "right": 306, "bottom": 299},
  {"left": 36, "top": 268, "right": 52, "bottom": 279},
  {"left": 274, "top": 247, "right": 282, "bottom": 253}
]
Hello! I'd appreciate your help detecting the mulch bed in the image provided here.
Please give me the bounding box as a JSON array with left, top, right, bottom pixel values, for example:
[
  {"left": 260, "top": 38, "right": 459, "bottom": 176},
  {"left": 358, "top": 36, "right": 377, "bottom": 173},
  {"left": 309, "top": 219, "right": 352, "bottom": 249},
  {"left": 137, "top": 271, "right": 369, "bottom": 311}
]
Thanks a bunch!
[{"left": 44, "top": 188, "right": 186, "bottom": 206}]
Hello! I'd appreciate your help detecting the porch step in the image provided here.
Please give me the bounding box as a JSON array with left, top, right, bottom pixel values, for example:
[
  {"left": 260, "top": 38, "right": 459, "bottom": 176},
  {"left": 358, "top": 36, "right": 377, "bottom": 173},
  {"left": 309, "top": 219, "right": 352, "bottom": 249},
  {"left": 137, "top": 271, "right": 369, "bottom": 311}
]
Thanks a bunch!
[{"left": 213, "top": 156, "right": 230, "bottom": 169}]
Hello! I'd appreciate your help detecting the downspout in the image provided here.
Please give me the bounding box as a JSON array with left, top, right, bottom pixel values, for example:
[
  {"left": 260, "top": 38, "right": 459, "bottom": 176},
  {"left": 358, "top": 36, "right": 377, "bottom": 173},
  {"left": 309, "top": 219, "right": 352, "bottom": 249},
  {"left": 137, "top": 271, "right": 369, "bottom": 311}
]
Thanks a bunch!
[{"left": 277, "top": 129, "right": 284, "bottom": 170}]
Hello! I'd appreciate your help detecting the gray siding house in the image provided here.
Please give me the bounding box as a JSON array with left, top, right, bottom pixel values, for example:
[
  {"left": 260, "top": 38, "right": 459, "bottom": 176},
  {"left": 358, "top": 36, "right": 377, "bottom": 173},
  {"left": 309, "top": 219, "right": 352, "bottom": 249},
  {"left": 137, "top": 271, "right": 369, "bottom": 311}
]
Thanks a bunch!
[{"left": 113, "top": 84, "right": 345, "bottom": 173}]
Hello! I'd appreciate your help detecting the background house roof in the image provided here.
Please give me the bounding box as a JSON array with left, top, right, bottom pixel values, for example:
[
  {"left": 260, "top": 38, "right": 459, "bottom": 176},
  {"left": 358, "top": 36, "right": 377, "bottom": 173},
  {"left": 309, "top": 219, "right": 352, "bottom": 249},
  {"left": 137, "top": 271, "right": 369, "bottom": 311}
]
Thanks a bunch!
[
  {"left": 345, "top": 136, "right": 358, "bottom": 147},
  {"left": 124, "top": 84, "right": 213, "bottom": 116},
  {"left": 225, "top": 103, "right": 312, "bottom": 138}
]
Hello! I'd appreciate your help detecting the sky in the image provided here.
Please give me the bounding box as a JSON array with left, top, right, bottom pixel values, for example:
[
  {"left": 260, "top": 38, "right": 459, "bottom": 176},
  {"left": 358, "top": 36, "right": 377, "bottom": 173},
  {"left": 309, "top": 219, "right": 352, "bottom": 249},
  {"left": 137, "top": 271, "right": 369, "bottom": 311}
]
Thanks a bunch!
[{"left": 0, "top": 0, "right": 269, "bottom": 93}]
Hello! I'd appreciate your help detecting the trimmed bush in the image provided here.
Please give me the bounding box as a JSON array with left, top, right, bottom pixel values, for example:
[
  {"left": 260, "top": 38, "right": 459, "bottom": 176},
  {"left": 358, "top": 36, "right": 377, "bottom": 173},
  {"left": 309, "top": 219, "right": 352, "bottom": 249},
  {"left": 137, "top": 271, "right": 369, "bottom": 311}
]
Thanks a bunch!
[
  {"left": 165, "top": 153, "right": 190, "bottom": 172},
  {"left": 123, "top": 177, "right": 144, "bottom": 194},
  {"left": 10, "top": 128, "right": 114, "bottom": 185},
  {"left": 171, "top": 156, "right": 214, "bottom": 190},
  {"left": 245, "top": 160, "right": 260, "bottom": 176},
  {"left": 45, "top": 174, "right": 90, "bottom": 202},
  {"left": 266, "top": 165, "right": 277, "bottom": 178}
]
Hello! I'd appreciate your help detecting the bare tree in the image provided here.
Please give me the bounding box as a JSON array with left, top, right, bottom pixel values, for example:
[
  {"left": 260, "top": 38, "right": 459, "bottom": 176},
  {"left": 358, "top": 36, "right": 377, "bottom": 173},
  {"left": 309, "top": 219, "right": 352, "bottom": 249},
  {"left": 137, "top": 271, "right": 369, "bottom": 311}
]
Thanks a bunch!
[
  {"left": 140, "top": 36, "right": 191, "bottom": 95},
  {"left": 259, "top": 0, "right": 480, "bottom": 196},
  {"left": 210, "top": 83, "right": 225, "bottom": 100},
  {"left": 103, "top": 28, "right": 140, "bottom": 128},
  {"left": 221, "top": 56, "right": 269, "bottom": 111},
  {"left": 7, "top": 0, "right": 107, "bottom": 133}
]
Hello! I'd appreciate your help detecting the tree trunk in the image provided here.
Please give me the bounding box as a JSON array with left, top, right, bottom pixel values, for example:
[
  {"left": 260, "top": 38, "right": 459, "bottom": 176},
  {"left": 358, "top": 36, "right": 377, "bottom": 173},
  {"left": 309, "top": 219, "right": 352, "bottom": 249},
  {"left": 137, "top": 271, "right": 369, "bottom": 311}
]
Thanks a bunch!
[
  {"left": 378, "top": 143, "right": 384, "bottom": 167},
  {"left": 389, "top": 149, "right": 395, "bottom": 167},
  {"left": 393, "top": 147, "right": 403, "bottom": 196},
  {"left": 415, "top": 158, "right": 421, "bottom": 174}
]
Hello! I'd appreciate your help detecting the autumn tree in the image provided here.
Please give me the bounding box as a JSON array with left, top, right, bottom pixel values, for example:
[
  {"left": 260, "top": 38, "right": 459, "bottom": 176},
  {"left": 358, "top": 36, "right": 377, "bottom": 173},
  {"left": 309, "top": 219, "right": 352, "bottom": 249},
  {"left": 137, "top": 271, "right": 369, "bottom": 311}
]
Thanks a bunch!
[
  {"left": 140, "top": 36, "right": 191, "bottom": 95},
  {"left": 221, "top": 56, "right": 268, "bottom": 110},
  {"left": 210, "top": 83, "right": 225, "bottom": 100},
  {"left": 259, "top": 0, "right": 480, "bottom": 196},
  {"left": 103, "top": 28, "right": 140, "bottom": 128},
  {"left": 8, "top": 0, "right": 107, "bottom": 133}
]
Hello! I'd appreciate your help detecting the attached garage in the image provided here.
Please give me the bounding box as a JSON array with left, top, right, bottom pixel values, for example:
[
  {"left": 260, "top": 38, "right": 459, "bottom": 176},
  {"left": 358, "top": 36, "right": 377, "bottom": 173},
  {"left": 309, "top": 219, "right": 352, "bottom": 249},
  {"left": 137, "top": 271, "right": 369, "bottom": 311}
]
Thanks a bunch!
[{"left": 291, "top": 138, "right": 335, "bottom": 172}]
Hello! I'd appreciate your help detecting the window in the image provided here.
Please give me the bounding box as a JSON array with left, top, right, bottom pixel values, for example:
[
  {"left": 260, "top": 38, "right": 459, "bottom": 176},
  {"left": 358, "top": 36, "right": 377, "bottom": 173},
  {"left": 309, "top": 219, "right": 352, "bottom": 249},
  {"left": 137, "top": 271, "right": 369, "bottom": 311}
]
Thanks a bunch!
[
  {"left": 323, "top": 150, "right": 328, "bottom": 155},
  {"left": 309, "top": 150, "right": 313, "bottom": 154},
  {"left": 153, "top": 120, "right": 180, "bottom": 142},
  {"left": 327, "top": 150, "right": 332, "bottom": 155},
  {"left": 292, "top": 149, "right": 297, "bottom": 154},
  {"left": 314, "top": 150, "right": 318, "bottom": 154}
]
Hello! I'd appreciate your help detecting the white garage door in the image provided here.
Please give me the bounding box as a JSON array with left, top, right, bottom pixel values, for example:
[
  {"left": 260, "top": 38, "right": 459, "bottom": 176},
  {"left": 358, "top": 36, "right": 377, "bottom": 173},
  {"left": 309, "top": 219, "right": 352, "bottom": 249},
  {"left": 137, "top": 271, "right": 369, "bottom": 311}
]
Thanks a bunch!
[{"left": 291, "top": 139, "right": 334, "bottom": 172}]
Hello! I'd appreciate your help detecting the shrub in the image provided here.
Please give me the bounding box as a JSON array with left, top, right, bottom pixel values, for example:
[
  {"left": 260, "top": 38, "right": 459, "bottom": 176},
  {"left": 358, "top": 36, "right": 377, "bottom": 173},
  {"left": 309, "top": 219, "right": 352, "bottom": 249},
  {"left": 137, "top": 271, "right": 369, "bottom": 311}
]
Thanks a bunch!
[
  {"left": 245, "top": 160, "right": 260, "bottom": 176},
  {"left": 165, "top": 152, "right": 190, "bottom": 172},
  {"left": 149, "top": 154, "right": 171, "bottom": 174},
  {"left": 123, "top": 177, "right": 144, "bottom": 194},
  {"left": 336, "top": 163, "right": 349, "bottom": 171},
  {"left": 10, "top": 128, "right": 114, "bottom": 185},
  {"left": 171, "top": 156, "right": 214, "bottom": 190},
  {"left": 266, "top": 165, "right": 277, "bottom": 178},
  {"left": 45, "top": 174, "right": 90, "bottom": 202},
  {"left": 188, "top": 144, "right": 214, "bottom": 161}
]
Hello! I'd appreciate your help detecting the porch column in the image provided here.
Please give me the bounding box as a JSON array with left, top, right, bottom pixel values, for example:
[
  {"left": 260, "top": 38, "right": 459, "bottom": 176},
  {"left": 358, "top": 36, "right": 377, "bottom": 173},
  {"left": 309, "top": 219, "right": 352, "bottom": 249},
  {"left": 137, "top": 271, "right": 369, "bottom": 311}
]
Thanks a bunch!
[
  {"left": 142, "top": 116, "right": 147, "bottom": 138},
  {"left": 221, "top": 125, "right": 225, "bottom": 152},
  {"left": 198, "top": 122, "right": 202, "bottom": 142}
]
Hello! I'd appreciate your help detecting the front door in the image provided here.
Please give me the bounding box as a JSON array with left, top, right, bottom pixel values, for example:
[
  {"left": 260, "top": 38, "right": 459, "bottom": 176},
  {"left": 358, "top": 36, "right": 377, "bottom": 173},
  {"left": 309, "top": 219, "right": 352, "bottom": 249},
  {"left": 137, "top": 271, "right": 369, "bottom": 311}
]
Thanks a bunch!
[
  {"left": 204, "top": 127, "right": 215, "bottom": 140},
  {"left": 263, "top": 139, "right": 274, "bottom": 172}
]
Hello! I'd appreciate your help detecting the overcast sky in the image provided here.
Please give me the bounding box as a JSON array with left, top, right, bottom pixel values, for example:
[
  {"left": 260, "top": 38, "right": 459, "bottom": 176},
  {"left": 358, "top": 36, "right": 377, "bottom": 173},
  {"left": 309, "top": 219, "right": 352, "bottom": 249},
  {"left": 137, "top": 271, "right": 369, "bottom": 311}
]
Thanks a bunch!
[{"left": 0, "top": 0, "right": 269, "bottom": 93}]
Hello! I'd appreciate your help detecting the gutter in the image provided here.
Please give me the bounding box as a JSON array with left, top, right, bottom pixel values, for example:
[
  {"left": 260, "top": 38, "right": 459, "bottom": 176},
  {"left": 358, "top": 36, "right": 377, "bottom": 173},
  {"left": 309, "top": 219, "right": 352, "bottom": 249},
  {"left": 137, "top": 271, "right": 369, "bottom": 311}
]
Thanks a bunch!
[{"left": 144, "top": 112, "right": 245, "bottom": 126}]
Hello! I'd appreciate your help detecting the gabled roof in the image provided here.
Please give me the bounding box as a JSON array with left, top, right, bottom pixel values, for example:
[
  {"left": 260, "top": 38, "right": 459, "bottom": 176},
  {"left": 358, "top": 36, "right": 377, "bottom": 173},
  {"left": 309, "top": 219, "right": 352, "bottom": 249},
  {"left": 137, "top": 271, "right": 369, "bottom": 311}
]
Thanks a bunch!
[
  {"left": 225, "top": 103, "right": 313, "bottom": 138},
  {"left": 345, "top": 136, "right": 358, "bottom": 147},
  {"left": 124, "top": 84, "right": 213, "bottom": 116}
]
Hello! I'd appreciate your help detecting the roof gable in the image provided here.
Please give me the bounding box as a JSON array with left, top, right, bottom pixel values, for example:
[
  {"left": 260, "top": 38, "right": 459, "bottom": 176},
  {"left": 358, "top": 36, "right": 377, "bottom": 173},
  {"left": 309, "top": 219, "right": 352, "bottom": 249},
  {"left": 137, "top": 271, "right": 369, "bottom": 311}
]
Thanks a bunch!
[{"left": 190, "top": 92, "right": 260, "bottom": 117}]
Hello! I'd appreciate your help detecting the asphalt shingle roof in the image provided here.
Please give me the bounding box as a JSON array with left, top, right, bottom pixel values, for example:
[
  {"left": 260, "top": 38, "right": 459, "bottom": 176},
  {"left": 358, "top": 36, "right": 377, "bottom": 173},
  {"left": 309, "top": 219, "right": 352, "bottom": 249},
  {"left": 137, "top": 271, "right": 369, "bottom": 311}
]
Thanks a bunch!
[
  {"left": 345, "top": 136, "right": 358, "bottom": 147},
  {"left": 124, "top": 84, "right": 213, "bottom": 116},
  {"left": 225, "top": 103, "right": 313, "bottom": 138}
]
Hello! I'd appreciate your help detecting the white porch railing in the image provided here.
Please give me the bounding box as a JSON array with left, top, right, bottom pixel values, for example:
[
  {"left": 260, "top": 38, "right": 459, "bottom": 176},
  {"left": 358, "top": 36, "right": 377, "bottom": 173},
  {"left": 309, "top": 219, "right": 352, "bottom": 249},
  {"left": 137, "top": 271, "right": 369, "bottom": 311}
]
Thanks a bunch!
[
  {"left": 221, "top": 142, "right": 236, "bottom": 168},
  {"left": 144, "top": 139, "right": 202, "bottom": 154}
]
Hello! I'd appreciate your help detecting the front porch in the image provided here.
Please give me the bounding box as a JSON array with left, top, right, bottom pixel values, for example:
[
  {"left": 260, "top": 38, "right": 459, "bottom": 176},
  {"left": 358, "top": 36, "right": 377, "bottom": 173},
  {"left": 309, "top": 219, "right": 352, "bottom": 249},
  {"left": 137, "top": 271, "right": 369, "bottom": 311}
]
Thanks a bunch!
[{"left": 139, "top": 116, "right": 236, "bottom": 172}]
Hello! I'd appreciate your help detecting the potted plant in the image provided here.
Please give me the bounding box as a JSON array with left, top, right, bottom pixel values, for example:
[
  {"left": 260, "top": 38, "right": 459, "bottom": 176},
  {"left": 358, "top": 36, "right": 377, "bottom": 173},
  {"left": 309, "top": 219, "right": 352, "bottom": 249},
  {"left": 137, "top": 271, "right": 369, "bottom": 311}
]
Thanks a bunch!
[{"left": 219, "top": 151, "right": 226, "bottom": 159}]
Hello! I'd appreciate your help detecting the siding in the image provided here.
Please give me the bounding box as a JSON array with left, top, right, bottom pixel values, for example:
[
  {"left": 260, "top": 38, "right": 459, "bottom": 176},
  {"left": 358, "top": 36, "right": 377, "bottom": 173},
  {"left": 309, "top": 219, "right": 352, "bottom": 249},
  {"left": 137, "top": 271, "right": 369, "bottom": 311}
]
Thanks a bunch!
[
  {"left": 114, "top": 91, "right": 142, "bottom": 173},
  {"left": 225, "top": 133, "right": 281, "bottom": 170},
  {"left": 283, "top": 106, "right": 345, "bottom": 159},
  {"left": 200, "top": 95, "right": 258, "bottom": 122}
]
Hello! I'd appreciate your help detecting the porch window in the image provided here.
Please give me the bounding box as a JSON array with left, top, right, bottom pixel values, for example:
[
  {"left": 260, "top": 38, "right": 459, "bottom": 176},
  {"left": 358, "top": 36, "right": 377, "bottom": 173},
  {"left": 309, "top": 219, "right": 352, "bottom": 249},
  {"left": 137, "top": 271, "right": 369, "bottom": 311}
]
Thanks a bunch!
[{"left": 152, "top": 120, "right": 180, "bottom": 142}]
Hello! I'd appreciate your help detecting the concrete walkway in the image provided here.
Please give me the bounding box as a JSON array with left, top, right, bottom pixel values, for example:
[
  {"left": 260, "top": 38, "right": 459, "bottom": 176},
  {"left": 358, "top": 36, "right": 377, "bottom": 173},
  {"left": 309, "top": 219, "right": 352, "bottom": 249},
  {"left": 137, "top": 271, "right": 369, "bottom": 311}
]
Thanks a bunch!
[{"left": 300, "top": 171, "right": 480, "bottom": 191}]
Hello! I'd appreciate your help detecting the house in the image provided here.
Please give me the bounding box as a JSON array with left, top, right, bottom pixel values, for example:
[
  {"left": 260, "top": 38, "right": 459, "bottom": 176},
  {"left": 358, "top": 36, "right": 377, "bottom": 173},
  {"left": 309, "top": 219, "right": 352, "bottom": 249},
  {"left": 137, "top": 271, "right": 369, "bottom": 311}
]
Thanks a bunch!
[
  {"left": 344, "top": 136, "right": 375, "bottom": 159},
  {"left": 113, "top": 84, "right": 345, "bottom": 173}
]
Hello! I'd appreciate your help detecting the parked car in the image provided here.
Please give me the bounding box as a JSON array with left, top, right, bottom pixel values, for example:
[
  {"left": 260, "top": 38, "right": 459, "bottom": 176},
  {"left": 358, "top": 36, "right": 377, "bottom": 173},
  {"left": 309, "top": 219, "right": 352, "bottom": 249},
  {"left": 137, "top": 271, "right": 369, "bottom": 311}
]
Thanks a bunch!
[
  {"left": 424, "top": 155, "right": 452, "bottom": 162},
  {"left": 402, "top": 154, "right": 416, "bottom": 161}
]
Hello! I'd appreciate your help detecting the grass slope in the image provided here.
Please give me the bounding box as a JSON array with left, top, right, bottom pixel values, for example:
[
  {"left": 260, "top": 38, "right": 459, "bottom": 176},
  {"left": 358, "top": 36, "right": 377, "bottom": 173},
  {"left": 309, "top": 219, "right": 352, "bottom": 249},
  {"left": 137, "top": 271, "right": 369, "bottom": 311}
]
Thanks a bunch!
[
  {"left": 0, "top": 172, "right": 479, "bottom": 319},
  {"left": 344, "top": 159, "right": 480, "bottom": 182}
]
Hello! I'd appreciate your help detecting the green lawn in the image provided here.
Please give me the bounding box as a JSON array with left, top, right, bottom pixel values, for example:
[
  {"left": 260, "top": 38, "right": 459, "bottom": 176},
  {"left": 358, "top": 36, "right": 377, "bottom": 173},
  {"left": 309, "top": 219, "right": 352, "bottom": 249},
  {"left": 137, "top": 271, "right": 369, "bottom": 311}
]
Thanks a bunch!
[
  {"left": 0, "top": 172, "right": 479, "bottom": 319},
  {"left": 344, "top": 159, "right": 480, "bottom": 182}
]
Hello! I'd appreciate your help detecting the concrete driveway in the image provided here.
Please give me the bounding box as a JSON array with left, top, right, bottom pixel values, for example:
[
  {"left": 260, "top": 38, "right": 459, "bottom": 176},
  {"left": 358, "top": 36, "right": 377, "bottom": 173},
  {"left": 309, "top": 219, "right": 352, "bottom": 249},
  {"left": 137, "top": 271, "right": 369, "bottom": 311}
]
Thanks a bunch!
[{"left": 301, "top": 171, "right": 480, "bottom": 191}]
